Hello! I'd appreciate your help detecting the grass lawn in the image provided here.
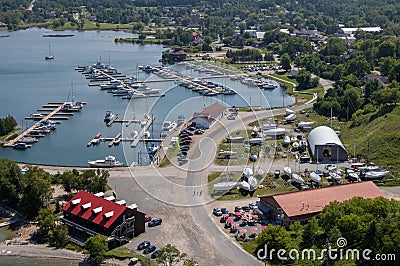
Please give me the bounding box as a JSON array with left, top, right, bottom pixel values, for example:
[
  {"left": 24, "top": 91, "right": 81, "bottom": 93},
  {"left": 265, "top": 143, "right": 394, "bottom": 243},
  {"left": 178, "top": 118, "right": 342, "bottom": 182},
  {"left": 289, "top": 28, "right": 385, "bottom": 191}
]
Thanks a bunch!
[
  {"left": 159, "top": 143, "right": 180, "bottom": 168},
  {"left": 0, "top": 127, "right": 20, "bottom": 142},
  {"left": 106, "top": 246, "right": 157, "bottom": 266}
]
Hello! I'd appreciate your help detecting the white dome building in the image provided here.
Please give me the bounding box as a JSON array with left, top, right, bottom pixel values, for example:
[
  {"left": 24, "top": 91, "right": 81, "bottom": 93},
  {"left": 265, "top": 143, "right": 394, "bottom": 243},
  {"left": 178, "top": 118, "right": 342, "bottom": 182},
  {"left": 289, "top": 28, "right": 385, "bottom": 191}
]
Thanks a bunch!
[{"left": 307, "top": 126, "right": 348, "bottom": 162}]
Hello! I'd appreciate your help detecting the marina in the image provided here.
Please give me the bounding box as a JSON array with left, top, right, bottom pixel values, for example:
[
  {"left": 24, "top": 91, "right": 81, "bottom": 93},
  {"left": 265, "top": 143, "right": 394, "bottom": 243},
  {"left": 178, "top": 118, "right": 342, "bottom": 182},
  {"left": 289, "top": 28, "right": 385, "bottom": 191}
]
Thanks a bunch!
[
  {"left": 0, "top": 28, "right": 294, "bottom": 166},
  {"left": 3, "top": 101, "right": 85, "bottom": 148}
]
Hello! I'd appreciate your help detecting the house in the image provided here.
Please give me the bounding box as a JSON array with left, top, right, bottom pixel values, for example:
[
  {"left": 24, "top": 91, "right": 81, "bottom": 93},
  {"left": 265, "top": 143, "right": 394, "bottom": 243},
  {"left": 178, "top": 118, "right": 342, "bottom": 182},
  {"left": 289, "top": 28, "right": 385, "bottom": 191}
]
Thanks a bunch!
[
  {"left": 307, "top": 126, "right": 348, "bottom": 162},
  {"left": 61, "top": 190, "right": 146, "bottom": 247},
  {"left": 257, "top": 181, "right": 385, "bottom": 227},
  {"left": 337, "top": 27, "right": 382, "bottom": 37},
  {"left": 168, "top": 48, "right": 187, "bottom": 62},
  {"left": 189, "top": 102, "right": 227, "bottom": 129}
]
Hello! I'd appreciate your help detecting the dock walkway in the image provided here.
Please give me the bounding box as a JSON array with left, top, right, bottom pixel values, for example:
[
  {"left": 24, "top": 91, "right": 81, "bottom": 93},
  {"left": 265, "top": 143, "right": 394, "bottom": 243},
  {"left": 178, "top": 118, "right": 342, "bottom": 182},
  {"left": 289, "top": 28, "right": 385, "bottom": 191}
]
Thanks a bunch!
[
  {"left": 131, "top": 115, "right": 156, "bottom": 148},
  {"left": 3, "top": 103, "right": 66, "bottom": 147}
]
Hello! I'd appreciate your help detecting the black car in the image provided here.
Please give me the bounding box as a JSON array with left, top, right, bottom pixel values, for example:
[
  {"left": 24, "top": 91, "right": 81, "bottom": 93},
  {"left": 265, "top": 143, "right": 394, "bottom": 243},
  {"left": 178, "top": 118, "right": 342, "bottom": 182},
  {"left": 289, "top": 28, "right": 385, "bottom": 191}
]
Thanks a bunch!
[
  {"left": 242, "top": 205, "right": 251, "bottom": 212},
  {"left": 221, "top": 208, "right": 230, "bottom": 215},
  {"left": 137, "top": 240, "right": 151, "bottom": 250},
  {"left": 143, "top": 245, "right": 156, "bottom": 254},
  {"left": 148, "top": 218, "right": 162, "bottom": 227},
  {"left": 151, "top": 250, "right": 161, "bottom": 259}
]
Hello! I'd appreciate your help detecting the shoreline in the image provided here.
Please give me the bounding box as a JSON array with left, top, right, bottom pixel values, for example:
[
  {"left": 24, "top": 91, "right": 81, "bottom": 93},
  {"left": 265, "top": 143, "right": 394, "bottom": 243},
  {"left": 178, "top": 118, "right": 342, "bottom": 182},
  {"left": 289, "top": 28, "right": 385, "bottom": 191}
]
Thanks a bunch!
[{"left": 0, "top": 243, "right": 85, "bottom": 261}]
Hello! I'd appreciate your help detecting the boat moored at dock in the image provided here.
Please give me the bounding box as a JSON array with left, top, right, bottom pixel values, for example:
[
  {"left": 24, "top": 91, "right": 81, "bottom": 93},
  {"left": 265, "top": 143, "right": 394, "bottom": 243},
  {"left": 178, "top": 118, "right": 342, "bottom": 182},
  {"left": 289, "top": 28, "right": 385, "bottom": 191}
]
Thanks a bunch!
[{"left": 88, "top": 155, "right": 124, "bottom": 168}]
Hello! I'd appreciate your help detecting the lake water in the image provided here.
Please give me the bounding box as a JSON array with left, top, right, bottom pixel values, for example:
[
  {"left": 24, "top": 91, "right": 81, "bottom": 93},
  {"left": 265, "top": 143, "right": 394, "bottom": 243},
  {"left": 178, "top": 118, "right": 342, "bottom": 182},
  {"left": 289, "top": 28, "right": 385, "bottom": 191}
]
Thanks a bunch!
[{"left": 0, "top": 28, "right": 295, "bottom": 167}]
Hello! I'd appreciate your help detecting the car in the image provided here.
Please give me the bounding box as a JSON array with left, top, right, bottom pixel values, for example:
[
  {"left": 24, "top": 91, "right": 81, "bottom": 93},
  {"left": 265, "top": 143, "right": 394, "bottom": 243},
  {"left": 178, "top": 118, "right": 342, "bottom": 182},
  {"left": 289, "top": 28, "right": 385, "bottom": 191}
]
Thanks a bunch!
[
  {"left": 234, "top": 206, "right": 243, "bottom": 213},
  {"left": 325, "top": 164, "right": 337, "bottom": 172},
  {"left": 249, "top": 153, "right": 257, "bottom": 162},
  {"left": 227, "top": 115, "right": 236, "bottom": 120},
  {"left": 221, "top": 208, "right": 230, "bottom": 215},
  {"left": 143, "top": 245, "right": 156, "bottom": 254},
  {"left": 145, "top": 215, "right": 152, "bottom": 223},
  {"left": 148, "top": 218, "right": 162, "bottom": 227},
  {"left": 242, "top": 205, "right": 251, "bottom": 212},
  {"left": 137, "top": 240, "right": 151, "bottom": 250},
  {"left": 151, "top": 250, "right": 161, "bottom": 259},
  {"left": 187, "top": 126, "right": 196, "bottom": 131},
  {"left": 213, "top": 208, "right": 222, "bottom": 216},
  {"left": 248, "top": 203, "right": 258, "bottom": 209},
  {"left": 194, "top": 129, "right": 204, "bottom": 135}
]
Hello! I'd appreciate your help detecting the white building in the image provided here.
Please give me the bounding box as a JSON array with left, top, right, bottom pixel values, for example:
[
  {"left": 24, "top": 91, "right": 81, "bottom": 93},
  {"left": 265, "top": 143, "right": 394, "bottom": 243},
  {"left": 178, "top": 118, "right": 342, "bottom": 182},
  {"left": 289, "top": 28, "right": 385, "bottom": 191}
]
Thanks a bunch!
[
  {"left": 189, "top": 102, "right": 227, "bottom": 129},
  {"left": 307, "top": 126, "right": 348, "bottom": 162}
]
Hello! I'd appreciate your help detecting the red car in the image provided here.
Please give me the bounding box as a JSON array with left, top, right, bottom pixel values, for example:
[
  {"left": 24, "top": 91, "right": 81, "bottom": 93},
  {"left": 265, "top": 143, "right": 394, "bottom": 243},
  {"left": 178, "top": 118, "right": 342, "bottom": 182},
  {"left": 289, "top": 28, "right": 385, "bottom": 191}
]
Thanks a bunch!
[{"left": 145, "top": 215, "right": 152, "bottom": 223}]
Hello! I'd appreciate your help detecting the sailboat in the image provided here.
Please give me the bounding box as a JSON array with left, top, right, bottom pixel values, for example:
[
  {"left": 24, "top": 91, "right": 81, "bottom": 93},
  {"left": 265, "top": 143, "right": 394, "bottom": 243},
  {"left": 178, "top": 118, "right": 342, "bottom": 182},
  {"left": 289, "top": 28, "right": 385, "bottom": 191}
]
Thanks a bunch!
[{"left": 45, "top": 44, "right": 54, "bottom": 60}]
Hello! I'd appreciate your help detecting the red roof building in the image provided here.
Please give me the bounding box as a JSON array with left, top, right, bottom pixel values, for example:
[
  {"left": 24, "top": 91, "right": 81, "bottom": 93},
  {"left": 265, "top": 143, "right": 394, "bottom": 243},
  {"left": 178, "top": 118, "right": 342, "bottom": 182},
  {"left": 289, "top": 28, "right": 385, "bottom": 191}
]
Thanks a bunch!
[
  {"left": 62, "top": 191, "right": 145, "bottom": 246},
  {"left": 258, "top": 182, "right": 386, "bottom": 227}
]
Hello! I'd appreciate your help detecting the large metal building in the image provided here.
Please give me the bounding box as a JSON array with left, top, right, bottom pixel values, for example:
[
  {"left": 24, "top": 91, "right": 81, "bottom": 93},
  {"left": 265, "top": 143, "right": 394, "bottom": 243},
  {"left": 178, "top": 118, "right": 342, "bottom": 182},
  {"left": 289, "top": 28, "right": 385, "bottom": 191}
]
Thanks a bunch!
[{"left": 307, "top": 126, "right": 348, "bottom": 162}]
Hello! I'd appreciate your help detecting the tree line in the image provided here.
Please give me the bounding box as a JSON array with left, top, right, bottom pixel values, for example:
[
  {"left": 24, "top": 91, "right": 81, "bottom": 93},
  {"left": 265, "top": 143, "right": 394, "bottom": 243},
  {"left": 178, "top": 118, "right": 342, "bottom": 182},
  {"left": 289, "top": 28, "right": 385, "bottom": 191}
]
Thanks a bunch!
[
  {"left": 0, "top": 115, "right": 17, "bottom": 136},
  {"left": 246, "top": 196, "right": 400, "bottom": 265}
]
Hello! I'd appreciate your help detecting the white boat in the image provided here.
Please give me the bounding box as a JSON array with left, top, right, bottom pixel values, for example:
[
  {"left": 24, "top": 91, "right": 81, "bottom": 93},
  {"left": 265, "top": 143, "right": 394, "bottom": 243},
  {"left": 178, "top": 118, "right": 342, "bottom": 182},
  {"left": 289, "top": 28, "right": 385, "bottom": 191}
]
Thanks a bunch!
[
  {"left": 328, "top": 172, "right": 341, "bottom": 181},
  {"left": 292, "top": 142, "right": 299, "bottom": 149},
  {"left": 345, "top": 168, "right": 359, "bottom": 182},
  {"left": 113, "top": 87, "right": 130, "bottom": 96},
  {"left": 283, "top": 166, "right": 292, "bottom": 177},
  {"left": 130, "top": 130, "right": 138, "bottom": 138},
  {"left": 249, "top": 137, "right": 264, "bottom": 145},
  {"left": 309, "top": 172, "right": 321, "bottom": 183},
  {"left": 144, "top": 131, "right": 150, "bottom": 138},
  {"left": 264, "top": 128, "right": 286, "bottom": 137},
  {"left": 18, "top": 137, "right": 38, "bottom": 143},
  {"left": 285, "top": 108, "right": 295, "bottom": 115},
  {"left": 262, "top": 123, "right": 278, "bottom": 130},
  {"left": 177, "top": 115, "right": 185, "bottom": 125},
  {"left": 92, "top": 138, "right": 100, "bottom": 145},
  {"left": 13, "top": 142, "right": 32, "bottom": 149},
  {"left": 292, "top": 173, "right": 304, "bottom": 184},
  {"left": 100, "top": 82, "right": 122, "bottom": 90},
  {"left": 114, "top": 137, "right": 121, "bottom": 145},
  {"left": 362, "top": 170, "right": 389, "bottom": 180},
  {"left": 88, "top": 155, "right": 124, "bottom": 168},
  {"left": 104, "top": 111, "right": 116, "bottom": 122},
  {"left": 219, "top": 150, "right": 237, "bottom": 158},
  {"left": 283, "top": 136, "right": 291, "bottom": 146},
  {"left": 226, "top": 136, "right": 245, "bottom": 143},
  {"left": 243, "top": 167, "right": 253, "bottom": 178},
  {"left": 45, "top": 44, "right": 54, "bottom": 60},
  {"left": 297, "top": 121, "right": 315, "bottom": 128},
  {"left": 284, "top": 113, "right": 297, "bottom": 122}
]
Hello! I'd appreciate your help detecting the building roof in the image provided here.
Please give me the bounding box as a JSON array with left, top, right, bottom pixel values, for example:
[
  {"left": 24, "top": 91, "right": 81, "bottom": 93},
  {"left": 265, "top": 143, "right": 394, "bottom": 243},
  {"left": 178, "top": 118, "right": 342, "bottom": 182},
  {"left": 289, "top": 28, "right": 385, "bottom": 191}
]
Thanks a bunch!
[
  {"left": 192, "top": 102, "right": 226, "bottom": 121},
  {"left": 307, "top": 126, "right": 345, "bottom": 155},
  {"left": 62, "top": 190, "right": 127, "bottom": 229},
  {"left": 260, "top": 182, "right": 385, "bottom": 218}
]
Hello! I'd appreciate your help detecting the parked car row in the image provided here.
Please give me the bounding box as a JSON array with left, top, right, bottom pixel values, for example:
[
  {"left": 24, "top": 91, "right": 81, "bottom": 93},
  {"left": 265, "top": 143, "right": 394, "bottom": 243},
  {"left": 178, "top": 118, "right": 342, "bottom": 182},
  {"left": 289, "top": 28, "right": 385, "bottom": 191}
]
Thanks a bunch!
[
  {"left": 137, "top": 240, "right": 159, "bottom": 259},
  {"left": 212, "top": 203, "right": 258, "bottom": 217}
]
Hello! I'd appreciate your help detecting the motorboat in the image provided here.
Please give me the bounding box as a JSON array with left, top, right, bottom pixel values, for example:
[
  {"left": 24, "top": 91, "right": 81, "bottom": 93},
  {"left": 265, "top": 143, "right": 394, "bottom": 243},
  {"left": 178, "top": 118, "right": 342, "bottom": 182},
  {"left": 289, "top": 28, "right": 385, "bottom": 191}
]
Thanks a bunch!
[
  {"left": 226, "top": 136, "right": 245, "bottom": 143},
  {"left": 297, "top": 121, "right": 315, "bottom": 128},
  {"left": 283, "top": 166, "right": 292, "bottom": 177},
  {"left": 283, "top": 136, "right": 291, "bottom": 146},
  {"left": 328, "top": 172, "right": 341, "bottom": 181},
  {"left": 285, "top": 108, "right": 295, "bottom": 115},
  {"left": 284, "top": 113, "right": 297, "bottom": 122},
  {"left": 359, "top": 166, "right": 389, "bottom": 180},
  {"left": 104, "top": 111, "right": 116, "bottom": 122},
  {"left": 262, "top": 123, "right": 278, "bottom": 130},
  {"left": 161, "top": 121, "right": 177, "bottom": 131},
  {"left": 219, "top": 150, "right": 237, "bottom": 158},
  {"left": 292, "top": 142, "right": 299, "bottom": 149},
  {"left": 130, "top": 130, "right": 138, "bottom": 138},
  {"left": 88, "top": 155, "right": 124, "bottom": 168},
  {"left": 144, "top": 131, "right": 150, "bottom": 138},
  {"left": 99, "top": 81, "right": 122, "bottom": 90},
  {"left": 345, "top": 168, "right": 359, "bottom": 182},
  {"left": 18, "top": 137, "right": 38, "bottom": 143},
  {"left": 249, "top": 137, "right": 264, "bottom": 145},
  {"left": 113, "top": 136, "right": 121, "bottom": 145},
  {"left": 13, "top": 142, "right": 31, "bottom": 149},
  {"left": 112, "top": 87, "right": 130, "bottom": 96},
  {"left": 292, "top": 173, "right": 304, "bottom": 184},
  {"left": 264, "top": 128, "right": 286, "bottom": 137},
  {"left": 309, "top": 172, "right": 321, "bottom": 183}
]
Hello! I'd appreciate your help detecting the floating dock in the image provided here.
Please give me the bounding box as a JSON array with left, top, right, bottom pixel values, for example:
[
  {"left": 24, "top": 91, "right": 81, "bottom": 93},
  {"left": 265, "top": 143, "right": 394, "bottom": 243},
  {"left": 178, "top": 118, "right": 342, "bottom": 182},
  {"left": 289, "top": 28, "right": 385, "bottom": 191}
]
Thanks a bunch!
[
  {"left": 131, "top": 115, "right": 155, "bottom": 148},
  {"left": 4, "top": 102, "right": 85, "bottom": 148}
]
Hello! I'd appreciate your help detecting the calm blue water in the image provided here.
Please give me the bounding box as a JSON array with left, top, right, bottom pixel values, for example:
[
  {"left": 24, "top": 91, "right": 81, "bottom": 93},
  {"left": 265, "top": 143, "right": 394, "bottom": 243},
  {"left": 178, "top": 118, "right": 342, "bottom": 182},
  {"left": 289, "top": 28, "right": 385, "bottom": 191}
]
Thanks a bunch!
[{"left": 0, "top": 28, "right": 295, "bottom": 166}]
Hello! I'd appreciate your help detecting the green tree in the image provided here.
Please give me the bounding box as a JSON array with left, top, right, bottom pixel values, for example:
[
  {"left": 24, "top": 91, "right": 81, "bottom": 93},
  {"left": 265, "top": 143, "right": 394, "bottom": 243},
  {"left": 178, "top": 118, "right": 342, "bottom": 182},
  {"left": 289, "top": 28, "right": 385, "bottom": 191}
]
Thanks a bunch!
[
  {"left": 0, "top": 158, "right": 22, "bottom": 207},
  {"left": 49, "top": 224, "right": 69, "bottom": 248},
  {"left": 85, "top": 235, "right": 109, "bottom": 262},
  {"left": 296, "top": 69, "right": 319, "bottom": 90},
  {"left": 19, "top": 166, "right": 52, "bottom": 219},
  {"left": 157, "top": 244, "right": 187, "bottom": 265},
  {"left": 36, "top": 208, "right": 55, "bottom": 241},
  {"left": 281, "top": 53, "right": 291, "bottom": 72}
]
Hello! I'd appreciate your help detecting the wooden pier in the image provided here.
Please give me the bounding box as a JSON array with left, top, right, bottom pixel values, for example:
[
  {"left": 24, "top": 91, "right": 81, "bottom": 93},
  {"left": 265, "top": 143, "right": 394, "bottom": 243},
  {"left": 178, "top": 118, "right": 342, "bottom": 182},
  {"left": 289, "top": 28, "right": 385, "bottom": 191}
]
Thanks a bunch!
[
  {"left": 4, "top": 103, "right": 66, "bottom": 147},
  {"left": 106, "top": 114, "right": 119, "bottom": 127},
  {"left": 131, "top": 115, "right": 155, "bottom": 148},
  {"left": 108, "top": 133, "right": 121, "bottom": 147}
]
